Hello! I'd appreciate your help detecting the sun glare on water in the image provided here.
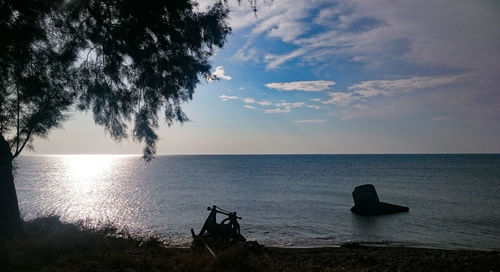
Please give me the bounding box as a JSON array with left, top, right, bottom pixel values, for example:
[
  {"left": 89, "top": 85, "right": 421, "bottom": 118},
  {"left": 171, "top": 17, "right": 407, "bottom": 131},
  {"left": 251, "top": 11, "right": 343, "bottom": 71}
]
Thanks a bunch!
[
  {"left": 51, "top": 154, "right": 136, "bottom": 225},
  {"left": 62, "top": 155, "right": 119, "bottom": 190}
]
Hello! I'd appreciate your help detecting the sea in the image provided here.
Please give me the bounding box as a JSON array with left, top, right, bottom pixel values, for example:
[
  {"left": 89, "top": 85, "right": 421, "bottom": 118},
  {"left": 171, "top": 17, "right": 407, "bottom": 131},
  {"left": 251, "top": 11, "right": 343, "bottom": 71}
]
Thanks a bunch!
[{"left": 13, "top": 154, "right": 500, "bottom": 250}]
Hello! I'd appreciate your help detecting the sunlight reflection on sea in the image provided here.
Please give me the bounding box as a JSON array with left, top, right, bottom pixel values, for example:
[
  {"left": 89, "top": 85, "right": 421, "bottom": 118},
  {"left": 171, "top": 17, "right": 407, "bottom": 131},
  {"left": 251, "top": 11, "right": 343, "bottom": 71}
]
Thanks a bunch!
[{"left": 14, "top": 154, "right": 500, "bottom": 250}]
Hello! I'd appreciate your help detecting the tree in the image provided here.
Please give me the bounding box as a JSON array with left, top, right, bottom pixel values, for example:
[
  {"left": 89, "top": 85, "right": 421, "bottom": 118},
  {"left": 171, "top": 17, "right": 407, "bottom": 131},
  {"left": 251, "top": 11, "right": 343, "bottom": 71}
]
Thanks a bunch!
[
  {"left": 0, "top": 0, "right": 230, "bottom": 235},
  {"left": 0, "top": 0, "right": 79, "bottom": 235}
]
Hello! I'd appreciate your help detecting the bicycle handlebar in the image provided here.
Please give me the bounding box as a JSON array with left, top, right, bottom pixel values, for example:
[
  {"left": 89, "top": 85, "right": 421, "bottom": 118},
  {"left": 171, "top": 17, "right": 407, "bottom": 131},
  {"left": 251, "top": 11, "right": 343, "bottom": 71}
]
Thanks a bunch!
[{"left": 207, "top": 206, "right": 242, "bottom": 219}]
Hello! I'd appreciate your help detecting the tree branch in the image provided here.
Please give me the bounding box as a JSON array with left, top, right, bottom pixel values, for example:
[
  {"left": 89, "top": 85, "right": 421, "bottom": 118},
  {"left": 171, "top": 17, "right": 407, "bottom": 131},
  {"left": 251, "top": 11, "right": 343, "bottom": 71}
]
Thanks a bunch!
[
  {"left": 85, "top": 44, "right": 99, "bottom": 66},
  {"left": 15, "top": 87, "right": 20, "bottom": 154},
  {"left": 12, "top": 129, "right": 33, "bottom": 159}
]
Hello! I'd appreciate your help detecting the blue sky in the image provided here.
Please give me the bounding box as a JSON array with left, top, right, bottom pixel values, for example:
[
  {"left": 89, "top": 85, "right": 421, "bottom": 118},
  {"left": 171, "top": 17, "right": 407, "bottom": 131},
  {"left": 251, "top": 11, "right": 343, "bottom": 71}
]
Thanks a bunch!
[{"left": 29, "top": 0, "right": 500, "bottom": 154}]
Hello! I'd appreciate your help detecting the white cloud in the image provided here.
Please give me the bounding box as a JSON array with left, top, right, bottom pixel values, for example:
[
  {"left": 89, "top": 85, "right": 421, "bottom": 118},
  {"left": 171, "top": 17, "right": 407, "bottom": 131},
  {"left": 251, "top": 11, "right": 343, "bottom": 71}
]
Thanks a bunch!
[
  {"left": 323, "top": 92, "right": 358, "bottom": 106},
  {"left": 233, "top": 44, "right": 258, "bottom": 62},
  {"left": 265, "top": 80, "right": 336, "bottom": 92},
  {"left": 229, "top": 0, "right": 500, "bottom": 75},
  {"left": 350, "top": 76, "right": 461, "bottom": 97},
  {"left": 264, "top": 48, "right": 307, "bottom": 70},
  {"left": 229, "top": 0, "right": 316, "bottom": 39},
  {"left": 307, "top": 105, "right": 322, "bottom": 110},
  {"left": 222, "top": 0, "right": 500, "bottom": 137},
  {"left": 310, "top": 98, "right": 322, "bottom": 102},
  {"left": 244, "top": 105, "right": 256, "bottom": 110},
  {"left": 323, "top": 75, "right": 461, "bottom": 106},
  {"left": 291, "top": 119, "right": 329, "bottom": 123},
  {"left": 332, "top": 75, "right": 500, "bottom": 121},
  {"left": 208, "top": 66, "right": 232, "bottom": 81},
  {"left": 264, "top": 108, "right": 291, "bottom": 114},
  {"left": 243, "top": 97, "right": 256, "bottom": 104},
  {"left": 276, "top": 101, "right": 305, "bottom": 108},
  {"left": 256, "top": 101, "right": 272, "bottom": 107},
  {"left": 219, "top": 94, "right": 238, "bottom": 101},
  {"left": 265, "top": 101, "right": 305, "bottom": 114}
]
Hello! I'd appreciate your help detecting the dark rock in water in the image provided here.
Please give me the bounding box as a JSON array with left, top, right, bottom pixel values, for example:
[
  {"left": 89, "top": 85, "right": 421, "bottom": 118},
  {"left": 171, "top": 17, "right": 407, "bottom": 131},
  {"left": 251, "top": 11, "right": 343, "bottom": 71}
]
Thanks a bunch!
[
  {"left": 352, "top": 184, "right": 380, "bottom": 206},
  {"left": 351, "top": 184, "right": 409, "bottom": 215},
  {"left": 340, "top": 242, "right": 367, "bottom": 249},
  {"left": 351, "top": 201, "right": 409, "bottom": 215}
]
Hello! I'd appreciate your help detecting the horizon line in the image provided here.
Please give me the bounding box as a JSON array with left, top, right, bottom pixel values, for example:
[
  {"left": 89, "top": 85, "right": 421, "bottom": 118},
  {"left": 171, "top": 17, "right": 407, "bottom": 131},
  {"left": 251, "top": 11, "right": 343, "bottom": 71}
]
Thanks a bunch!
[{"left": 21, "top": 152, "right": 500, "bottom": 156}]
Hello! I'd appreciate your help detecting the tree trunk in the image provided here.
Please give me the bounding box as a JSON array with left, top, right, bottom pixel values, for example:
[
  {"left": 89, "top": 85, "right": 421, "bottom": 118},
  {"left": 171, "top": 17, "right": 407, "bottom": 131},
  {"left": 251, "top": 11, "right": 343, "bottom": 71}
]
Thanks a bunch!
[{"left": 0, "top": 135, "right": 22, "bottom": 236}]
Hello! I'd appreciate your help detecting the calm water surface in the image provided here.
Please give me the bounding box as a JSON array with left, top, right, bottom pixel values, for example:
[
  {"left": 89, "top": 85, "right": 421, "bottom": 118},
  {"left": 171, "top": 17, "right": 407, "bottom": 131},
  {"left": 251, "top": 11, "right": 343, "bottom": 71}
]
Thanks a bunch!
[{"left": 14, "top": 154, "right": 500, "bottom": 250}]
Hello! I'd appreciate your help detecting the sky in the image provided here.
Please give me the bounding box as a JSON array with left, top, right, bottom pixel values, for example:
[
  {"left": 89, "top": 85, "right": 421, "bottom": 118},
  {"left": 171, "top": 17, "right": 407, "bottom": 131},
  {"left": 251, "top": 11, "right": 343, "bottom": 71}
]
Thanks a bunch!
[{"left": 29, "top": 0, "right": 500, "bottom": 155}]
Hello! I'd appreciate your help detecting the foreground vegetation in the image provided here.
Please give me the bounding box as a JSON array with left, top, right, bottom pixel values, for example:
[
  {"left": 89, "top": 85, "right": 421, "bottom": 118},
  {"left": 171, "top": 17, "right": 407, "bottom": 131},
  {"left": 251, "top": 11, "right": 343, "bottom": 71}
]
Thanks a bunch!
[{"left": 1, "top": 217, "right": 498, "bottom": 271}]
